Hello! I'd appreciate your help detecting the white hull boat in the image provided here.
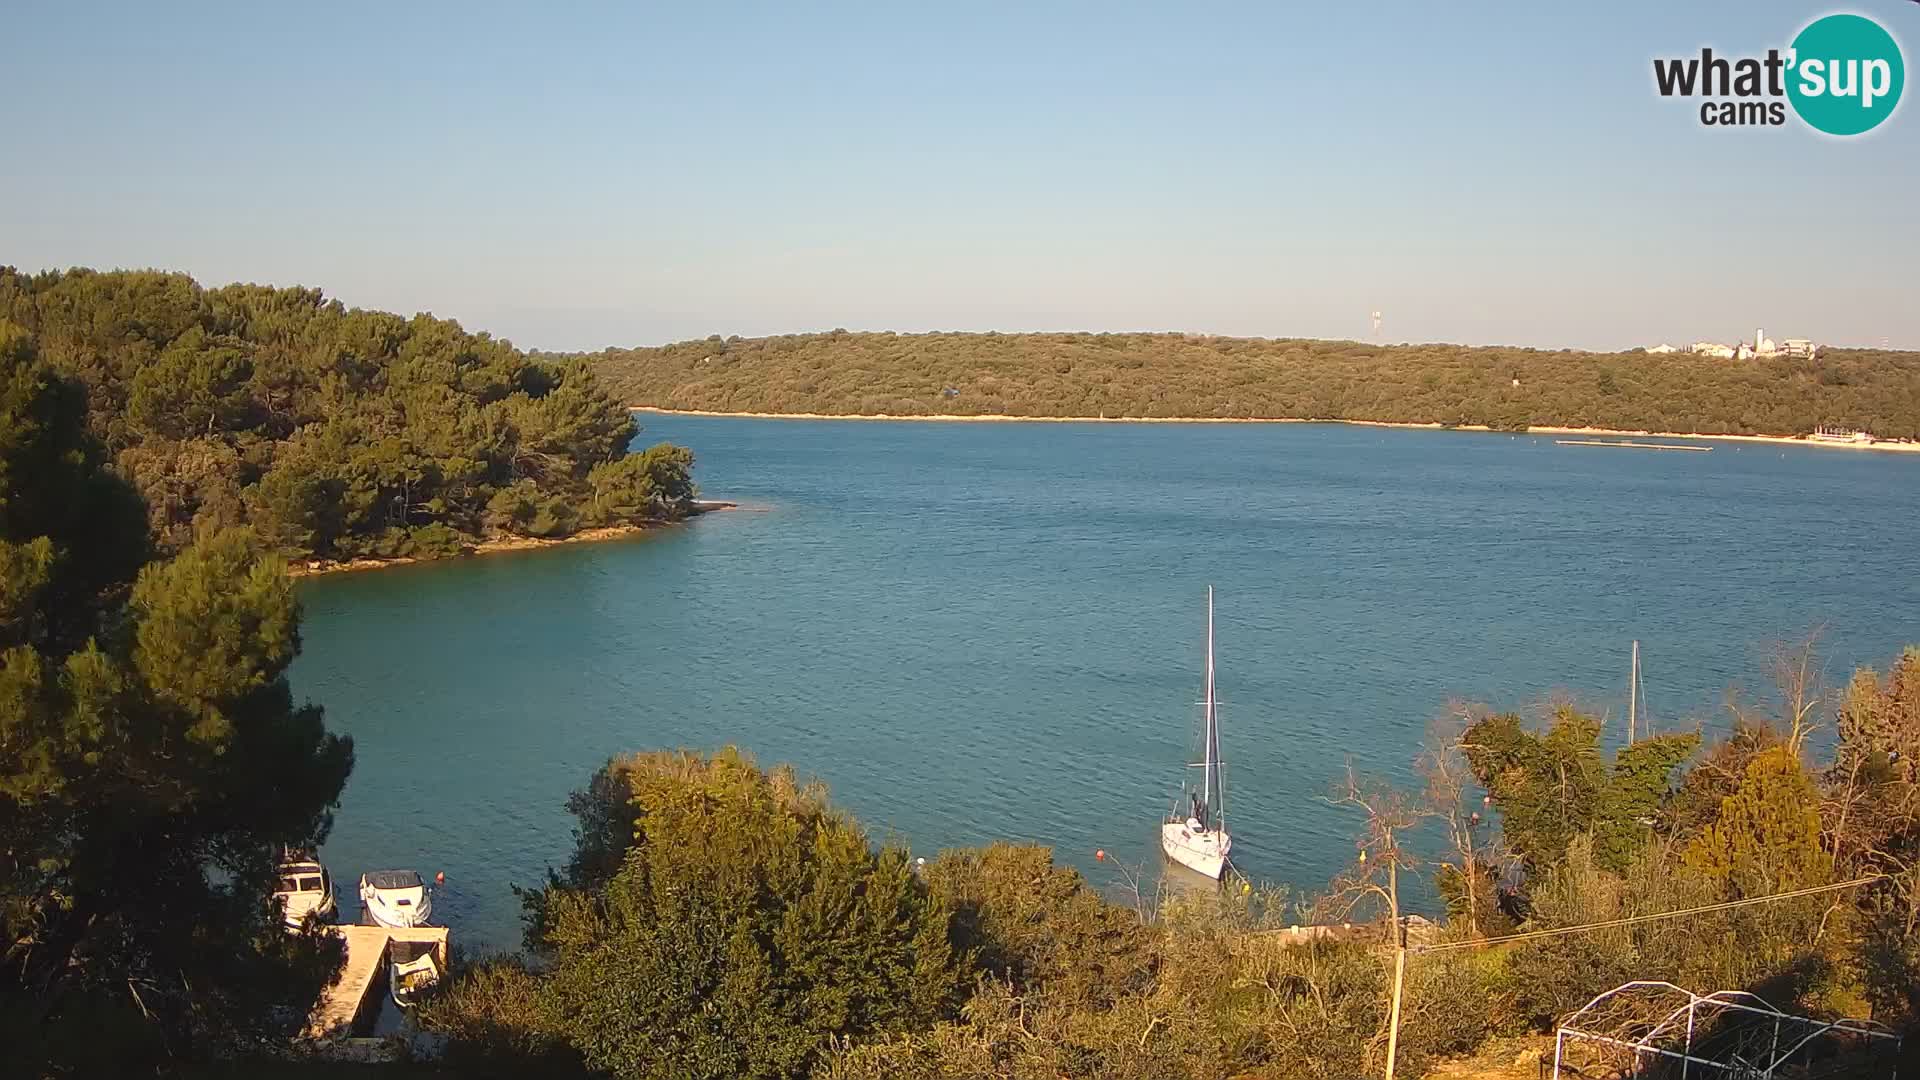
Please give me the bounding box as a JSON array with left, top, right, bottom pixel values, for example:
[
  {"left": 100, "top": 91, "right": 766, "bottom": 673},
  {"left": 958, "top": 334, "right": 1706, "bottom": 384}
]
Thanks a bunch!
[
  {"left": 273, "top": 856, "right": 337, "bottom": 930},
  {"left": 389, "top": 938, "right": 443, "bottom": 1009},
  {"left": 359, "top": 869, "right": 433, "bottom": 928},
  {"left": 1160, "top": 819, "right": 1230, "bottom": 880},
  {"left": 1160, "top": 587, "right": 1233, "bottom": 880}
]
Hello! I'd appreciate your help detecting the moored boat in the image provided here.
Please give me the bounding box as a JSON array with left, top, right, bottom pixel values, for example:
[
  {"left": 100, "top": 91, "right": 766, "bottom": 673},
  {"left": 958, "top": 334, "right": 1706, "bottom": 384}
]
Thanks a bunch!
[
  {"left": 1160, "top": 587, "right": 1233, "bottom": 880},
  {"left": 388, "top": 938, "right": 443, "bottom": 1008},
  {"left": 359, "top": 869, "right": 433, "bottom": 928},
  {"left": 273, "top": 855, "right": 337, "bottom": 930}
]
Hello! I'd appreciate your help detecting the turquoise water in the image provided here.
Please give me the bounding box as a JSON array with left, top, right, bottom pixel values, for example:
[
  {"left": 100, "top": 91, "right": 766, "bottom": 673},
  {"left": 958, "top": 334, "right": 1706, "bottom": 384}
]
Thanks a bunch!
[{"left": 293, "top": 418, "right": 1920, "bottom": 946}]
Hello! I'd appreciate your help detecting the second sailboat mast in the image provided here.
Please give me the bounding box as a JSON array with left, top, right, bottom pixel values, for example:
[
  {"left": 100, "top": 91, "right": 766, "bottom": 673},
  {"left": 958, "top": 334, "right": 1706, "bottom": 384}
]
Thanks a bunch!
[{"left": 1203, "top": 587, "right": 1218, "bottom": 817}]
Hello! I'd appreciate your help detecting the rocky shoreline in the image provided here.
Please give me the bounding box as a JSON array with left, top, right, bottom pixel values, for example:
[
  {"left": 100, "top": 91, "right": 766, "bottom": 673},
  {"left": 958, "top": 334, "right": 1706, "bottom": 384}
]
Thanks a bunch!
[{"left": 286, "top": 502, "right": 739, "bottom": 578}]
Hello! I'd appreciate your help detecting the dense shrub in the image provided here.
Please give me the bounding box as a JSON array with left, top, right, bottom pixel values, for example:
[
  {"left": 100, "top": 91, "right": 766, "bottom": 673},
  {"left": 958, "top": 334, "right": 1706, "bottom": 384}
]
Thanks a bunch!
[
  {"left": 416, "top": 953, "right": 579, "bottom": 1077},
  {"left": 495, "top": 750, "right": 964, "bottom": 1080},
  {"left": 921, "top": 843, "right": 1156, "bottom": 1008}
]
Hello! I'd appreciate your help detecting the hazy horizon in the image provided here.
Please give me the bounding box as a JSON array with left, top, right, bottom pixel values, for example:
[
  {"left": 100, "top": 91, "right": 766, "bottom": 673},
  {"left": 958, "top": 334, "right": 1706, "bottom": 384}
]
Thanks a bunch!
[
  {"left": 14, "top": 260, "right": 1920, "bottom": 357},
  {"left": 6, "top": 2, "right": 1917, "bottom": 353}
]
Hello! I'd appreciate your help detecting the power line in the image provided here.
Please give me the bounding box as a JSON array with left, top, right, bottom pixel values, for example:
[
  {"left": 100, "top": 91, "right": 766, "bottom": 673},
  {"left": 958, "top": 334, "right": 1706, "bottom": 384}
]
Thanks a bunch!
[{"left": 1413, "top": 875, "right": 1885, "bottom": 955}]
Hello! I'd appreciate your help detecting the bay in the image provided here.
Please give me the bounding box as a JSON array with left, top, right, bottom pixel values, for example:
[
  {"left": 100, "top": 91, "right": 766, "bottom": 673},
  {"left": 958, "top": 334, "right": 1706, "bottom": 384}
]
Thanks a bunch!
[{"left": 292, "top": 417, "right": 1920, "bottom": 946}]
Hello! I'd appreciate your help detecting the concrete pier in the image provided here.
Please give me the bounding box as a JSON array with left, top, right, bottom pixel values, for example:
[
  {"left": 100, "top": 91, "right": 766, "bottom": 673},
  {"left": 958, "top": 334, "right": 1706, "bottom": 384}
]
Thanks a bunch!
[{"left": 305, "top": 925, "right": 450, "bottom": 1041}]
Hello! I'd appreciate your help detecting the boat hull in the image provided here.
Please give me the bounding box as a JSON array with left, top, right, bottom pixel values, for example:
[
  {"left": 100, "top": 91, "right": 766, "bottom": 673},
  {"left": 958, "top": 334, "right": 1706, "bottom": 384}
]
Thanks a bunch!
[
  {"left": 280, "top": 890, "right": 337, "bottom": 930},
  {"left": 360, "top": 894, "right": 432, "bottom": 928},
  {"left": 275, "top": 860, "right": 337, "bottom": 931},
  {"left": 1160, "top": 821, "right": 1230, "bottom": 880},
  {"left": 390, "top": 951, "right": 442, "bottom": 1009},
  {"left": 359, "top": 875, "right": 432, "bottom": 929}
]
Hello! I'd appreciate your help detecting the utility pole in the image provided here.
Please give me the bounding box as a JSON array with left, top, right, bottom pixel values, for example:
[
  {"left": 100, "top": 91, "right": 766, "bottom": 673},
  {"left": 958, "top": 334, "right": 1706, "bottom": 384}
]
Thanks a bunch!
[
  {"left": 1383, "top": 828, "right": 1406, "bottom": 1080},
  {"left": 1329, "top": 769, "right": 1420, "bottom": 1080},
  {"left": 1627, "top": 640, "right": 1639, "bottom": 746}
]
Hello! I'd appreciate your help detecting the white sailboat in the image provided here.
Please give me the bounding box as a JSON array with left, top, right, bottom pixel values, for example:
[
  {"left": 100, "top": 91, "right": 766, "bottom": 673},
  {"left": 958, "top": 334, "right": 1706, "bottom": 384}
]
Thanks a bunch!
[{"left": 1160, "top": 587, "right": 1233, "bottom": 880}]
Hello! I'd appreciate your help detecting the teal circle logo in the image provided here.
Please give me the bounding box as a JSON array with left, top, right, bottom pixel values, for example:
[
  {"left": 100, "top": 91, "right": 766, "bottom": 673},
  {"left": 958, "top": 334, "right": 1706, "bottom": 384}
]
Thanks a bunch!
[{"left": 1787, "top": 14, "right": 1904, "bottom": 136}]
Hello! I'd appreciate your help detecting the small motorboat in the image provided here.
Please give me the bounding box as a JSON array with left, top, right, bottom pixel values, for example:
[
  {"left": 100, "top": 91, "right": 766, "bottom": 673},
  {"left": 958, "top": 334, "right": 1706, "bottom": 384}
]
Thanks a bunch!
[
  {"left": 389, "top": 938, "right": 443, "bottom": 1009},
  {"left": 359, "top": 869, "right": 433, "bottom": 928},
  {"left": 273, "top": 856, "right": 337, "bottom": 930}
]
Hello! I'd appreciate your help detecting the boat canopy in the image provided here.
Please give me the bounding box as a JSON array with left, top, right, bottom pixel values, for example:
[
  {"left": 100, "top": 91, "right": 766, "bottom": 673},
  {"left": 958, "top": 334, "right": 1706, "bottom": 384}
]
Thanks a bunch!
[
  {"left": 391, "top": 939, "right": 437, "bottom": 965},
  {"left": 364, "top": 869, "right": 423, "bottom": 890}
]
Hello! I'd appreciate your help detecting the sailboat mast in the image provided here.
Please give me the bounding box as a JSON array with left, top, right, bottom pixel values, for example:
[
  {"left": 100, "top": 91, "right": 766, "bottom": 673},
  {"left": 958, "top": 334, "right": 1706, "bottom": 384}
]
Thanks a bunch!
[
  {"left": 1203, "top": 587, "right": 1217, "bottom": 815},
  {"left": 1628, "top": 640, "right": 1639, "bottom": 746}
]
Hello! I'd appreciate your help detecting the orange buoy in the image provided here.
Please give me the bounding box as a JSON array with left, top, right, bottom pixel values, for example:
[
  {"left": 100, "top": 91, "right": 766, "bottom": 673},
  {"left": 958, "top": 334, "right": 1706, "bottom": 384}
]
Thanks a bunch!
[
  {"left": 1095, "top": 849, "right": 1105, "bottom": 861},
  {"left": 435, "top": 871, "right": 446, "bottom": 886}
]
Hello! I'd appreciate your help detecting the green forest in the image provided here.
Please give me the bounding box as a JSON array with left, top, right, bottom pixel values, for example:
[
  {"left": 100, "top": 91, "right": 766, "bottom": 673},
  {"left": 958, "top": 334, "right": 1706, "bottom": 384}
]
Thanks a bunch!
[
  {"left": 584, "top": 331, "right": 1920, "bottom": 438},
  {"left": 0, "top": 267, "right": 695, "bottom": 566},
  {"left": 3, "top": 328, "right": 356, "bottom": 1071}
]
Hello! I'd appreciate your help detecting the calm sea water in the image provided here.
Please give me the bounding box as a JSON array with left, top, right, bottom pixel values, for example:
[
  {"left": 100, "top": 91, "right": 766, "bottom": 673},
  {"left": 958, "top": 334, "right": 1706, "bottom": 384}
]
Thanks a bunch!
[{"left": 292, "top": 418, "right": 1920, "bottom": 946}]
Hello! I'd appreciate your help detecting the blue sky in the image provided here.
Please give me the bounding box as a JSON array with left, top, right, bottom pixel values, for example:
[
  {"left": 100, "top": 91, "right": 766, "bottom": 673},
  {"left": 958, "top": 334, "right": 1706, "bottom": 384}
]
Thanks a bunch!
[{"left": 4, "top": 2, "right": 1915, "bottom": 351}]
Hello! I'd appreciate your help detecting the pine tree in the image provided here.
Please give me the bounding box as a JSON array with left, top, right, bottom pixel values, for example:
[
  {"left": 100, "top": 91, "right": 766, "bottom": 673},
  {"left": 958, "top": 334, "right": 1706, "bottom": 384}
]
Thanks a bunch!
[
  {"left": 1684, "top": 747, "right": 1829, "bottom": 897},
  {"left": 0, "top": 324, "right": 354, "bottom": 1071},
  {"left": 530, "top": 749, "right": 963, "bottom": 1080}
]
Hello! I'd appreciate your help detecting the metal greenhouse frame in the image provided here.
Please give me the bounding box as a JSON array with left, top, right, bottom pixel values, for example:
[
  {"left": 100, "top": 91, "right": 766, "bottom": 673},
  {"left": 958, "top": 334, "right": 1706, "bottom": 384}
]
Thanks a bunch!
[{"left": 1552, "top": 980, "right": 1901, "bottom": 1079}]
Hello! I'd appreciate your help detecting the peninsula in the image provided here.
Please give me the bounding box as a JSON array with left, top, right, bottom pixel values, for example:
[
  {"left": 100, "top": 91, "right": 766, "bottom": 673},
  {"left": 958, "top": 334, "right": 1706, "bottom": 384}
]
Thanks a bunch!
[
  {"left": 0, "top": 267, "right": 703, "bottom": 570},
  {"left": 287, "top": 500, "right": 739, "bottom": 578}
]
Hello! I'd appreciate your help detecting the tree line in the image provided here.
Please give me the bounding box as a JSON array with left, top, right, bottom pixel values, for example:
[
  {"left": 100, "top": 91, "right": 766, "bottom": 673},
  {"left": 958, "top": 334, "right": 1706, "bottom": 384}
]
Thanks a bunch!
[
  {"left": 423, "top": 644, "right": 1920, "bottom": 1080},
  {"left": 582, "top": 330, "right": 1920, "bottom": 438},
  {"left": 2, "top": 328, "right": 355, "bottom": 1072},
  {"left": 0, "top": 267, "right": 697, "bottom": 566}
]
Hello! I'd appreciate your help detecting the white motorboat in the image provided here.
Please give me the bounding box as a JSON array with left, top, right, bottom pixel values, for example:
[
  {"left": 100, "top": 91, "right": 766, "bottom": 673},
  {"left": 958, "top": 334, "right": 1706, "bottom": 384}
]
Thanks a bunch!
[
  {"left": 359, "top": 869, "right": 433, "bottom": 928},
  {"left": 1160, "top": 587, "right": 1233, "bottom": 880},
  {"left": 272, "top": 856, "right": 337, "bottom": 930},
  {"left": 389, "top": 938, "right": 443, "bottom": 1009}
]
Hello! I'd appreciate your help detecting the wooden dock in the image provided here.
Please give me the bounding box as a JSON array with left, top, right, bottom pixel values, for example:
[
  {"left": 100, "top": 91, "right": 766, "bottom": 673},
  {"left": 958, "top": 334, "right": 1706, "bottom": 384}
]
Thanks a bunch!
[
  {"left": 1555, "top": 439, "right": 1711, "bottom": 452},
  {"left": 305, "top": 925, "right": 450, "bottom": 1041}
]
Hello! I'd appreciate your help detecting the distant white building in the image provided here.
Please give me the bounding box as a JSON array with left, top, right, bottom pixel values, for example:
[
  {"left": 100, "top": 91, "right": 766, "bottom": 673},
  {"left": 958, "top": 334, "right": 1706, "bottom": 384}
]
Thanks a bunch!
[
  {"left": 1666, "top": 331, "right": 1820, "bottom": 360},
  {"left": 1812, "top": 426, "right": 1872, "bottom": 444}
]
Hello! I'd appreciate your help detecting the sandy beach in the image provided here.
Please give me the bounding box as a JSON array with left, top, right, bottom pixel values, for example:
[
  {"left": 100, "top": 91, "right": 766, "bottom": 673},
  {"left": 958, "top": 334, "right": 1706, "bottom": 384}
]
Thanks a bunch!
[{"left": 631, "top": 407, "right": 1920, "bottom": 454}]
